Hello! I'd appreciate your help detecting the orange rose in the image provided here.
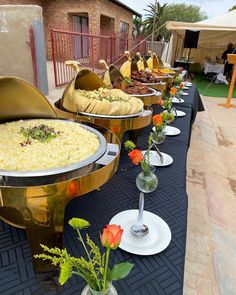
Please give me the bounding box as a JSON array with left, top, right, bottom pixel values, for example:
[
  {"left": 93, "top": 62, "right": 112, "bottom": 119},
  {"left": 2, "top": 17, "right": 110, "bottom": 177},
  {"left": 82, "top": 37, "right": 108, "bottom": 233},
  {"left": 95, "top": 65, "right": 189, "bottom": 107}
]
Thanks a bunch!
[
  {"left": 128, "top": 149, "right": 143, "bottom": 165},
  {"left": 170, "top": 87, "right": 177, "bottom": 96},
  {"left": 101, "top": 224, "right": 123, "bottom": 249},
  {"left": 66, "top": 181, "right": 79, "bottom": 197},
  {"left": 153, "top": 114, "right": 163, "bottom": 126}
]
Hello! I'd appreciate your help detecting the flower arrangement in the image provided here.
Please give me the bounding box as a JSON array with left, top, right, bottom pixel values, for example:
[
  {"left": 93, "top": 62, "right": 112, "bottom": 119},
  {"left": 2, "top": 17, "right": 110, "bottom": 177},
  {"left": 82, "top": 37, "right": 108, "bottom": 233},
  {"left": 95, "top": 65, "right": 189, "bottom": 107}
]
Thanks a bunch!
[
  {"left": 151, "top": 114, "right": 166, "bottom": 145},
  {"left": 125, "top": 140, "right": 150, "bottom": 176},
  {"left": 174, "top": 75, "right": 183, "bottom": 85},
  {"left": 125, "top": 140, "right": 158, "bottom": 192},
  {"left": 152, "top": 114, "right": 165, "bottom": 132},
  {"left": 169, "top": 87, "right": 177, "bottom": 97},
  {"left": 35, "top": 218, "right": 133, "bottom": 294},
  {"left": 161, "top": 111, "right": 175, "bottom": 124},
  {"left": 179, "top": 82, "right": 185, "bottom": 89}
]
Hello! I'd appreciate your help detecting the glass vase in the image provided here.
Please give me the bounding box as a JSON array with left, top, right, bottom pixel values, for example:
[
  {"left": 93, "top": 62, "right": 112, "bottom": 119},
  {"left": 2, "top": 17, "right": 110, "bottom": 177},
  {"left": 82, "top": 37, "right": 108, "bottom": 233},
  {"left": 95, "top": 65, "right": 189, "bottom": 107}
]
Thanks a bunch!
[
  {"left": 131, "top": 167, "right": 158, "bottom": 237},
  {"left": 136, "top": 166, "right": 158, "bottom": 193},
  {"left": 151, "top": 130, "right": 166, "bottom": 145},
  {"left": 165, "top": 110, "right": 175, "bottom": 124},
  {"left": 86, "top": 282, "right": 117, "bottom": 295}
]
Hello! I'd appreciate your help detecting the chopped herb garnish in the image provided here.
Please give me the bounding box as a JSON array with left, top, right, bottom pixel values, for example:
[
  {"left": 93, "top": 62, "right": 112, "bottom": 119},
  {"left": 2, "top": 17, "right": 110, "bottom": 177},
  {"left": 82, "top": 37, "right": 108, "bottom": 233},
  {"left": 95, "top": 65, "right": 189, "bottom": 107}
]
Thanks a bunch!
[{"left": 20, "top": 124, "right": 60, "bottom": 143}]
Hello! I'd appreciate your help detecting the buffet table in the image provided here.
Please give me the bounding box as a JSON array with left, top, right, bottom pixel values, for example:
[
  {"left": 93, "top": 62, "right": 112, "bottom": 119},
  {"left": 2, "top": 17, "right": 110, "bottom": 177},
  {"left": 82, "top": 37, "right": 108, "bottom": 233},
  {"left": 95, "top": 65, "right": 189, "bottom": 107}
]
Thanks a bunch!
[{"left": 0, "top": 86, "right": 204, "bottom": 294}]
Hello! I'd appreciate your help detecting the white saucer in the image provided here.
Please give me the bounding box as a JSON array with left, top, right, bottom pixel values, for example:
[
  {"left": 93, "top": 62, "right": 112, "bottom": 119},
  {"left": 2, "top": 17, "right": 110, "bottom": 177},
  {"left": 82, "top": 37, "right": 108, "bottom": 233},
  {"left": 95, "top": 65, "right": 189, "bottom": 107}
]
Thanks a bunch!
[
  {"left": 171, "top": 97, "right": 184, "bottom": 103},
  {"left": 174, "top": 110, "right": 186, "bottom": 117},
  {"left": 183, "top": 86, "right": 189, "bottom": 90},
  {"left": 164, "top": 126, "right": 181, "bottom": 136},
  {"left": 180, "top": 91, "right": 188, "bottom": 96},
  {"left": 152, "top": 126, "right": 180, "bottom": 136},
  {"left": 142, "top": 151, "right": 173, "bottom": 166},
  {"left": 185, "top": 82, "right": 192, "bottom": 87},
  {"left": 81, "top": 284, "right": 118, "bottom": 295},
  {"left": 110, "top": 210, "right": 171, "bottom": 255}
]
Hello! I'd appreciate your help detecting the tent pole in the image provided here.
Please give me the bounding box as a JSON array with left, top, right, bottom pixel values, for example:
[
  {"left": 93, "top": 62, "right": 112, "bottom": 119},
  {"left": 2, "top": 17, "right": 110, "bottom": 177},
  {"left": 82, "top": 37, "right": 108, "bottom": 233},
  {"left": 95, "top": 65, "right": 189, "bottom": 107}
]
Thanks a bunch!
[
  {"left": 165, "top": 31, "right": 172, "bottom": 62},
  {"left": 186, "top": 47, "right": 192, "bottom": 79},
  {"left": 218, "top": 55, "right": 236, "bottom": 108},
  {"left": 174, "top": 35, "right": 179, "bottom": 62}
]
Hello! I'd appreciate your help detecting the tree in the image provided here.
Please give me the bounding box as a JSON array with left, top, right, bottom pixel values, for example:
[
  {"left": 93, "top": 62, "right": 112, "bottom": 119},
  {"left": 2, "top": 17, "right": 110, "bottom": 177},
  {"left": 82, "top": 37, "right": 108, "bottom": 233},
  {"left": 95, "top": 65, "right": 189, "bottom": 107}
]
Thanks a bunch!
[
  {"left": 143, "top": 2, "right": 169, "bottom": 40},
  {"left": 165, "top": 3, "right": 207, "bottom": 23},
  {"left": 229, "top": 5, "right": 236, "bottom": 11},
  {"left": 132, "top": 16, "right": 144, "bottom": 37},
  {"left": 143, "top": 2, "right": 207, "bottom": 41}
]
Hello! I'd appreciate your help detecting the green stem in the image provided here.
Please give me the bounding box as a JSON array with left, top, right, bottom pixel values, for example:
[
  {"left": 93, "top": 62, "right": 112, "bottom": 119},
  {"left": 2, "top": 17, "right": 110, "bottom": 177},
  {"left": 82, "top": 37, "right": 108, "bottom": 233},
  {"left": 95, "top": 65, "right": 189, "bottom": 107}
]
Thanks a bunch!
[
  {"left": 76, "top": 229, "right": 102, "bottom": 291},
  {"left": 103, "top": 248, "right": 110, "bottom": 291},
  {"left": 76, "top": 229, "right": 91, "bottom": 260}
]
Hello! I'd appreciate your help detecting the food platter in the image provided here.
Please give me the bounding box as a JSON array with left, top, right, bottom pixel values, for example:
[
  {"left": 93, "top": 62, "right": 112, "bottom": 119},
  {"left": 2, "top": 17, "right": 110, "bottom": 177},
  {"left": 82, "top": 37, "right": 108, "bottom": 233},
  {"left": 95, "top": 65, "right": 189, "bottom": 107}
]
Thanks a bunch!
[
  {"left": 142, "top": 81, "right": 166, "bottom": 86},
  {"left": 78, "top": 110, "right": 144, "bottom": 119},
  {"left": 0, "top": 119, "right": 107, "bottom": 178},
  {"left": 129, "top": 87, "right": 156, "bottom": 97}
]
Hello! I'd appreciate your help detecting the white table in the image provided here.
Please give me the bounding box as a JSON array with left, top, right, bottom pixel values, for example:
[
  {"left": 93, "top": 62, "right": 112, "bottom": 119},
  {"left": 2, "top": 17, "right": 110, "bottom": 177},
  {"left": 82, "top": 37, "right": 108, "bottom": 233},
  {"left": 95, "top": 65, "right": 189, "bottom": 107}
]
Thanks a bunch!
[{"left": 204, "top": 62, "right": 224, "bottom": 74}]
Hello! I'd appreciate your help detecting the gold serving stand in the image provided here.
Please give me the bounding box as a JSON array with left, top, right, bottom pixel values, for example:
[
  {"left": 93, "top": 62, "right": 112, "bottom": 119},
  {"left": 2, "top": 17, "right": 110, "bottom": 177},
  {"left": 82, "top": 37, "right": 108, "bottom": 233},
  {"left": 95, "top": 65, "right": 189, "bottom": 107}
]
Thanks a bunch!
[
  {"left": 0, "top": 77, "right": 120, "bottom": 273},
  {"left": 55, "top": 99, "right": 152, "bottom": 142}
]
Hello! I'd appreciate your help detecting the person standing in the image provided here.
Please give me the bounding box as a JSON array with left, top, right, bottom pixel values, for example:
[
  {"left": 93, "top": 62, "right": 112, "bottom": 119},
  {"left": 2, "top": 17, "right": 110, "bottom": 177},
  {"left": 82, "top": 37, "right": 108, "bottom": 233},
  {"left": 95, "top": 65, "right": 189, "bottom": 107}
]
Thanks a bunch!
[{"left": 222, "top": 43, "right": 235, "bottom": 80}]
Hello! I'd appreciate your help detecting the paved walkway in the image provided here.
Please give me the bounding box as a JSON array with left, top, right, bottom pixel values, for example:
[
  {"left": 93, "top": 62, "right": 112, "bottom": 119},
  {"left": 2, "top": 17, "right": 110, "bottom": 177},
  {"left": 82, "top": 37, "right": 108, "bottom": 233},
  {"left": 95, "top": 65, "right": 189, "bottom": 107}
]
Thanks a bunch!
[{"left": 185, "top": 96, "right": 236, "bottom": 295}]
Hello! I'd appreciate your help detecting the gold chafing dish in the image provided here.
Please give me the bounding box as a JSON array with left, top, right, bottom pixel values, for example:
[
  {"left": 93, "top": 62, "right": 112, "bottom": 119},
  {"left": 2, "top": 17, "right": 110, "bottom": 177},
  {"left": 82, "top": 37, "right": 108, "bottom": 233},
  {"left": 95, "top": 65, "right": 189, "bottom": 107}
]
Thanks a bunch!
[
  {"left": 57, "top": 66, "right": 153, "bottom": 142},
  {"left": 100, "top": 60, "right": 162, "bottom": 107},
  {"left": 0, "top": 77, "right": 120, "bottom": 273}
]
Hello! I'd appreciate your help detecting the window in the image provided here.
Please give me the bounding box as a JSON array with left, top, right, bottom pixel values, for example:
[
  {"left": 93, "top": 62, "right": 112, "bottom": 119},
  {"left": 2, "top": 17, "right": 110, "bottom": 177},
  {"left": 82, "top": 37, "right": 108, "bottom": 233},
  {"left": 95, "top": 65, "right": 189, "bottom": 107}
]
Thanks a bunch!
[
  {"left": 119, "top": 21, "right": 129, "bottom": 53},
  {"left": 72, "top": 15, "right": 89, "bottom": 58}
]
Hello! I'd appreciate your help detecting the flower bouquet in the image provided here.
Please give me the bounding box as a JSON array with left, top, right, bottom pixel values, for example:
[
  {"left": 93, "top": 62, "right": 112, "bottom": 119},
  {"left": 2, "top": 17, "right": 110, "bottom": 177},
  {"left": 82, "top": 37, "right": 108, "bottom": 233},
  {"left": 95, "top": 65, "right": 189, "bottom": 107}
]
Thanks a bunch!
[
  {"left": 162, "top": 94, "right": 176, "bottom": 123},
  {"left": 125, "top": 140, "right": 158, "bottom": 193},
  {"left": 152, "top": 114, "right": 166, "bottom": 144},
  {"left": 124, "top": 140, "right": 158, "bottom": 237},
  {"left": 174, "top": 74, "right": 183, "bottom": 86},
  {"left": 35, "top": 218, "right": 133, "bottom": 295}
]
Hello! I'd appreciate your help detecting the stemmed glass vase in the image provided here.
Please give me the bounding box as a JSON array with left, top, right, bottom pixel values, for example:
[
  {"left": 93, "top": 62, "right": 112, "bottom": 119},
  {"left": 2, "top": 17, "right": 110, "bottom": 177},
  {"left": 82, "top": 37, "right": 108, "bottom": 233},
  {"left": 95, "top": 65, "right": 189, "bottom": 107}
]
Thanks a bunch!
[{"left": 131, "top": 166, "right": 158, "bottom": 237}]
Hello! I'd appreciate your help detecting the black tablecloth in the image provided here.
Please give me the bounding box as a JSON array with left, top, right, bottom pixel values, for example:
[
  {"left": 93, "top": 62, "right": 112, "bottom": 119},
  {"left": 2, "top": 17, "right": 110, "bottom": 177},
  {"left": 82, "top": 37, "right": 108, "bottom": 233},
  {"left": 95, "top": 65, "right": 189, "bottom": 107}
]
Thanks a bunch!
[{"left": 0, "top": 86, "right": 204, "bottom": 295}]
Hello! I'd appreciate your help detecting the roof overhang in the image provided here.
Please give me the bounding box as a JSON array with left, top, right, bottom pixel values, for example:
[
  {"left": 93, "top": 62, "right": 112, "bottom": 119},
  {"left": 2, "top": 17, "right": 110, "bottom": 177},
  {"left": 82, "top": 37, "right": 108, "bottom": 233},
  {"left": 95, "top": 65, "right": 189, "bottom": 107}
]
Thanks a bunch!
[
  {"left": 166, "top": 21, "right": 236, "bottom": 35},
  {"left": 108, "top": 0, "right": 141, "bottom": 17}
]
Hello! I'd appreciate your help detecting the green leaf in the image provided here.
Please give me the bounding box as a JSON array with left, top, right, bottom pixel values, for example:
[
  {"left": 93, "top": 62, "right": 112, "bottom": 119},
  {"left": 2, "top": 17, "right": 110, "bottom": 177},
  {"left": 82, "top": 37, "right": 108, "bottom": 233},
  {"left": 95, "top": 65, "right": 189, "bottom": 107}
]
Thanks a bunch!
[
  {"left": 59, "top": 261, "right": 72, "bottom": 285},
  {"left": 110, "top": 262, "right": 134, "bottom": 281}
]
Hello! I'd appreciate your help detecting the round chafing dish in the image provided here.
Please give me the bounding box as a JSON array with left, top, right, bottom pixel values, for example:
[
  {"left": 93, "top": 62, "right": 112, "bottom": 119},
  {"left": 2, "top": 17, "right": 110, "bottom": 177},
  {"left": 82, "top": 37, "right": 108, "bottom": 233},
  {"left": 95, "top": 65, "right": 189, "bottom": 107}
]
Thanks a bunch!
[
  {"left": 152, "top": 74, "right": 174, "bottom": 87},
  {"left": 0, "top": 119, "right": 107, "bottom": 186},
  {"left": 59, "top": 67, "right": 153, "bottom": 142},
  {"left": 131, "top": 88, "right": 162, "bottom": 106},
  {"left": 142, "top": 81, "right": 167, "bottom": 94},
  {"left": 0, "top": 77, "right": 120, "bottom": 273},
  {"left": 100, "top": 61, "right": 162, "bottom": 103},
  {"left": 55, "top": 99, "right": 153, "bottom": 142}
]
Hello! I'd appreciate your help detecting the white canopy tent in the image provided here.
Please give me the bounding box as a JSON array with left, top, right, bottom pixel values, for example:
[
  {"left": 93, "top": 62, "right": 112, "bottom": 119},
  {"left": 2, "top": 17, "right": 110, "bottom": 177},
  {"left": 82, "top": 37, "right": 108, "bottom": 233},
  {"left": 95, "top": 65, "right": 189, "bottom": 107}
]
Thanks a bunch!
[{"left": 164, "top": 10, "right": 236, "bottom": 66}]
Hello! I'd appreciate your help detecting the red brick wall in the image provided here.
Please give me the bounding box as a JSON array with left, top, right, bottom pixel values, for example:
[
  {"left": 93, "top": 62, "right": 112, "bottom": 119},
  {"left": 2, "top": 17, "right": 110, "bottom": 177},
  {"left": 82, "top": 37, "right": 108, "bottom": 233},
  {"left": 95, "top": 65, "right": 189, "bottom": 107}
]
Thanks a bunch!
[
  {"left": 1, "top": 0, "right": 134, "bottom": 60},
  {"left": 0, "top": 0, "right": 42, "bottom": 5}
]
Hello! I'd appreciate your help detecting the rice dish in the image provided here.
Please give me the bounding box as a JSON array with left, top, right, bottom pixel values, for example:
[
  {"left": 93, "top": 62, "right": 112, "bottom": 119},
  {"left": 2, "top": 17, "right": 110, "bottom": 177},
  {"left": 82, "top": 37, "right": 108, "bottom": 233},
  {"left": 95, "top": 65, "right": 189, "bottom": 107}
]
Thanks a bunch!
[{"left": 0, "top": 119, "right": 100, "bottom": 171}]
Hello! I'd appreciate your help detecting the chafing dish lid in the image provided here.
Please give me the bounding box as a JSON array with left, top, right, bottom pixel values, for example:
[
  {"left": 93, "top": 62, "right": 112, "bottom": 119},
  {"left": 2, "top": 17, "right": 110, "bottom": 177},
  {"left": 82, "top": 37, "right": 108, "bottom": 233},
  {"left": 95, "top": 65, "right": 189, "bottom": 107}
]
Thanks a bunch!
[{"left": 0, "top": 77, "right": 57, "bottom": 122}]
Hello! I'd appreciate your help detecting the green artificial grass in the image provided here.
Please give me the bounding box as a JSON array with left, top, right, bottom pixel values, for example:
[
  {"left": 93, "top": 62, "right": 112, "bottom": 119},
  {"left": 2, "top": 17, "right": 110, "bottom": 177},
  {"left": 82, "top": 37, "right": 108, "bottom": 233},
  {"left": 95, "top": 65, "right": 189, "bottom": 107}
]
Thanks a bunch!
[{"left": 192, "top": 75, "right": 236, "bottom": 98}]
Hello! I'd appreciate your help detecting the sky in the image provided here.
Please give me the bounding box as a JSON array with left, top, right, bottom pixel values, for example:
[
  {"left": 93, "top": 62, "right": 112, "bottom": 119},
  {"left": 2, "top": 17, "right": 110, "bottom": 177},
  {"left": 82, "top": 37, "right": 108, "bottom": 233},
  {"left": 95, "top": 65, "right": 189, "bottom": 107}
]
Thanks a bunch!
[{"left": 121, "top": 0, "right": 235, "bottom": 18}]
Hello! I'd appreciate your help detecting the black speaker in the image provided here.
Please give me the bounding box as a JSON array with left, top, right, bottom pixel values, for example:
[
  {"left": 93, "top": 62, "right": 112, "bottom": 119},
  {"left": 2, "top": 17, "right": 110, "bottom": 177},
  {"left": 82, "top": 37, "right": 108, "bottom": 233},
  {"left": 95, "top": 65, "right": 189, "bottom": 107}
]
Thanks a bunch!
[{"left": 184, "top": 30, "right": 200, "bottom": 48}]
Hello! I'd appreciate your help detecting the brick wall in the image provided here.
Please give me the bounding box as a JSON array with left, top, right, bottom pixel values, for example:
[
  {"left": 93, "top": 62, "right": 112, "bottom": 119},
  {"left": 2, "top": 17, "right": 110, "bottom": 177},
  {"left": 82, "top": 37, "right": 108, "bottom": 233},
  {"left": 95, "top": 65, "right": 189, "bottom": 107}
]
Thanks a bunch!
[
  {"left": 0, "top": 0, "right": 42, "bottom": 5},
  {"left": 1, "top": 0, "right": 134, "bottom": 60}
]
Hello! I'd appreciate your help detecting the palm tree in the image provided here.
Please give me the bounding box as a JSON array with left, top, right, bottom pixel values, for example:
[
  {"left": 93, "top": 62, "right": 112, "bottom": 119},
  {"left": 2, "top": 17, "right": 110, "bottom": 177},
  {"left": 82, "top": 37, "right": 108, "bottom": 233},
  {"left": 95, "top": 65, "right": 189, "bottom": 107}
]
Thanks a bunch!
[
  {"left": 143, "top": 2, "right": 169, "bottom": 40},
  {"left": 132, "top": 16, "right": 144, "bottom": 37}
]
